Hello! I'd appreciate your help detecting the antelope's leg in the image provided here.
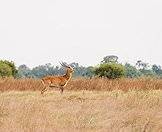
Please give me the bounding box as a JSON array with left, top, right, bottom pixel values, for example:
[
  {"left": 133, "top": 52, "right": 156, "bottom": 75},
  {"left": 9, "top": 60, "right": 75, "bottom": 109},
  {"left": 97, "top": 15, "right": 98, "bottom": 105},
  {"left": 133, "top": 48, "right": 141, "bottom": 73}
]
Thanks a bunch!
[
  {"left": 60, "top": 86, "right": 64, "bottom": 94},
  {"left": 41, "top": 79, "right": 49, "bottom": 95},
  {"left": 41, "top": 86, "right": 48, "bottom": 95}
]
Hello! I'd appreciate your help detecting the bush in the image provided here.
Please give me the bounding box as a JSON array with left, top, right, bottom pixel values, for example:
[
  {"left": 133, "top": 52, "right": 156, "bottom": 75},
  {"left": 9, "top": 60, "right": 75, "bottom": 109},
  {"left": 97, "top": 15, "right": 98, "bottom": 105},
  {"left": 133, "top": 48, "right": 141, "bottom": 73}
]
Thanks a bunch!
[
  {"left": 94, "top": 63, "right": 125, "bottom": 79},
  {"left": 0, "top": 62, "right": 13, "bottom": 77},
  {"left": 0, "top": 60, "right": 17, "bottom": 78},
  {"left": 2, "top": 60, "right": 18, "bottom": 77}
]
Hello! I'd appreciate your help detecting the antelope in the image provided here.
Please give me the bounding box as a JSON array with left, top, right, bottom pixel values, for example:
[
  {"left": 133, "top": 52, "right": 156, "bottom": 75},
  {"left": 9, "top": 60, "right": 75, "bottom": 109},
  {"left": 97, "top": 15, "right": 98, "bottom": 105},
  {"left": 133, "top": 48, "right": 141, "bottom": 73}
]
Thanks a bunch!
[{"left": 41, "top": 62, "right": 74, "bottom": 94}]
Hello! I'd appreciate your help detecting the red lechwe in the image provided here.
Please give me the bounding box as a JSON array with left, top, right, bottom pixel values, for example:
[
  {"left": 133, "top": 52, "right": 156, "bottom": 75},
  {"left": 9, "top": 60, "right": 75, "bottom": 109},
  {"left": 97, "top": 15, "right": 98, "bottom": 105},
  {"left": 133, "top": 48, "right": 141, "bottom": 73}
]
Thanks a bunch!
[{"left": 41, "top": 62, "right": 74, "bottom": 94}]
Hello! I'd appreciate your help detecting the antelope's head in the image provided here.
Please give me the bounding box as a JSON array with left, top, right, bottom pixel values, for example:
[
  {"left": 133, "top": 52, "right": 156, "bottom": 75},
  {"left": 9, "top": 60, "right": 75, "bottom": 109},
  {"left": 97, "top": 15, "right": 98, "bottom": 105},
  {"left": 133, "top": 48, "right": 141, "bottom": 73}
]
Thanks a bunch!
[{"left": 60, "top": 62, "right": 74, "bottom": 73}]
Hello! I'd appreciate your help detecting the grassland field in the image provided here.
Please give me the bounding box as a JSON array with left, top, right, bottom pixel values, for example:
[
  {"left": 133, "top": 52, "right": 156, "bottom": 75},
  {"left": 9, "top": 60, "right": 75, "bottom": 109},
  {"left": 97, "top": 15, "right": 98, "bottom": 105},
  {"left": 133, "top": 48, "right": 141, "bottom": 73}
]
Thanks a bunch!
[{"left": 0, "top": 78, "right": 162, "bottom": 132}]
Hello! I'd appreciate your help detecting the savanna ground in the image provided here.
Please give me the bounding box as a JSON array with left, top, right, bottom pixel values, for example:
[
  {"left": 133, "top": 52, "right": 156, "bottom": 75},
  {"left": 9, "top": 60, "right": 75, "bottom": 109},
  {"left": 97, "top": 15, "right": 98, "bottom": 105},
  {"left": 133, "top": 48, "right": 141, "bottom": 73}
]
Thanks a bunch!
[{"left": 0, "top": 78, "right": 162, "bottom": 132}]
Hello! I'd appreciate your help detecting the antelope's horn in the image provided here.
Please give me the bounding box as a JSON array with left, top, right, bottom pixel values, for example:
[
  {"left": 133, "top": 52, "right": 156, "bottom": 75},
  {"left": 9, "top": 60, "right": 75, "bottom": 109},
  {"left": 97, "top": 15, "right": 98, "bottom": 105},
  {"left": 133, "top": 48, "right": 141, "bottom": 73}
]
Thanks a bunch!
[
  {"left": 59, "top": 62, "right": 65, "bottom": 67},
  {"left": 63, "top": 62, "right": 70, "bottom": 67},
  {"left": 60, "top": 62, "right": 69, "bottom": 68}
]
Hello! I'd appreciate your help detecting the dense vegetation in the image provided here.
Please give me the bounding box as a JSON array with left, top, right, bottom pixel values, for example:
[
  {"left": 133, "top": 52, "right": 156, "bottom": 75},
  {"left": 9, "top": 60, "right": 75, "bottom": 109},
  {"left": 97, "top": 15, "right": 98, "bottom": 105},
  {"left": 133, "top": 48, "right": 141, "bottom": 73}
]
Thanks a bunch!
[
  {"left": 94, "top": 63, "right": 125, "bottom": 79},
  {"left": 0, "top": 60, "right": 17, "bottom": 78},
  {"left": 17, "top": 62, "right": 94, "bottom": 78},
  {"left": 0, "top": 55, "right": 162, "bottom": 79},
  {"left": 17, "top": 55, "right": 162, "bottom": 79}
]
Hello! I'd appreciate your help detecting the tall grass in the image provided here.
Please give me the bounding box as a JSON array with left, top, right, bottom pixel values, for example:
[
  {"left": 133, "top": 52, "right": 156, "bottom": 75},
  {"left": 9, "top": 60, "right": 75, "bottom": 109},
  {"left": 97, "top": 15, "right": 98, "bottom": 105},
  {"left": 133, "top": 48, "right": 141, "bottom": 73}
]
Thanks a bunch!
[
  {"left": 0, "top": 77, "right": 161, "bottom": 92},
  {"left": 0, "top": 78, "right": 162, "bottom": 131}
]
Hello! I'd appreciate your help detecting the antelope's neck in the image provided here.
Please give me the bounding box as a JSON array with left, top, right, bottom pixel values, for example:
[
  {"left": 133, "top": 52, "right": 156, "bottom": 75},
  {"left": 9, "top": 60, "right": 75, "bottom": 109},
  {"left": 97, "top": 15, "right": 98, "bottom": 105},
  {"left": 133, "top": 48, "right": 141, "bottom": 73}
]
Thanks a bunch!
[{"left": 64, "top": 70, "right": 72, "bottom": 80}]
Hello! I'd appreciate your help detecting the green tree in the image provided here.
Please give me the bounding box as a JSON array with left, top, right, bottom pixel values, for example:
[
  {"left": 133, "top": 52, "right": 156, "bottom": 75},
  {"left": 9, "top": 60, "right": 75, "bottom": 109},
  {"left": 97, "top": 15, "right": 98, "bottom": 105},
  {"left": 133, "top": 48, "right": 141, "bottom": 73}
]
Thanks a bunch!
[
  {"left": 85, "top": 66, "right": 95, "bottom": 78},
  {"left": 152, "top": 64, "right": 162, "bottom": 76},
  {"left": 17, "top": 64, "right": 34, "bottom": 78},
  {"left": 101, "top": 55, "right": 118, "bottom": 63},
  {"left": 140, "top": 69, "right": 155, "bottom": 77},
  {"left": 135, "top": 60, "right": 155, "bottom": 77},
  {"left": 94, "top": 63, "right": 125, "bottom": 79},
  {"left": 69, "top": 62, "right": 94, "bottom": 77},
  {"left": 31, "top": 65, "right": 49, "bottom": 78},
  {"left": 136, "top": 60, "right": 149, "bottom": 70},
  {"left": 124, "top": 63, "right": 141, "bottom": 78},
  {"left": 1, "top": 60, "right": 18, "bottom": 77},
  {"left": 0, "top": 61, "right": 13, "bottom": 77}
]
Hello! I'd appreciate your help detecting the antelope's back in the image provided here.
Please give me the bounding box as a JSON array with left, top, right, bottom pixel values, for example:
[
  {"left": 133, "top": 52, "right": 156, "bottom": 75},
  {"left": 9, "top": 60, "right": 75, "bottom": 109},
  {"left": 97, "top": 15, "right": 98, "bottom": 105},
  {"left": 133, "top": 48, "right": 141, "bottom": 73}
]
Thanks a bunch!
[{"left": 42, "top": 76, "right": 67, "bottom": 85}]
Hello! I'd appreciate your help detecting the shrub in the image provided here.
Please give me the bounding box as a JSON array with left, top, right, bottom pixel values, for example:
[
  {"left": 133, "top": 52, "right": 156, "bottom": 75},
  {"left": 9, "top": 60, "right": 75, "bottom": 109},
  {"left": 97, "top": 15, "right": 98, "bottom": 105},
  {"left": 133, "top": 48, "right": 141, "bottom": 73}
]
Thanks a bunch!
[
  {"left": 0, "top": 62, "right": 13, "bottom": 77},
  {"left": 94, "top": 63, "right": 125, "bottom": 79},
  {"left": 2, "top": 60, "right": 18, "bottom": 77},
  {"left": 0, "top": 60, "right": 17, "bottom": 78}
]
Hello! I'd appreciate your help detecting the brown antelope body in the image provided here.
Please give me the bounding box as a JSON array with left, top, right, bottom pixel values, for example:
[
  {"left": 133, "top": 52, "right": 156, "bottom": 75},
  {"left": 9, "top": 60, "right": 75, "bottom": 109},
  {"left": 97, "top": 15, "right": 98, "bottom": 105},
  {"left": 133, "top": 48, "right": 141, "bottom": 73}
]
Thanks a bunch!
[{"left": 41, "top": 62, "right": 74, "bottom": 94}]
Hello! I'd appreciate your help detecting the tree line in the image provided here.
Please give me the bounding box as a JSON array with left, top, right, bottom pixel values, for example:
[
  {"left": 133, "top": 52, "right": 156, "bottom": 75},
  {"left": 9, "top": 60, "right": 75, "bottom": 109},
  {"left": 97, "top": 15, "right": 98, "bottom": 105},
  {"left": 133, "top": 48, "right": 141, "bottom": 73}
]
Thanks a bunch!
[
  {"left": 0, "top": 55, "right": 162, "bottom": 79},
  {"left": 17, "top": 62, "right": 94, "bottom": 78}
]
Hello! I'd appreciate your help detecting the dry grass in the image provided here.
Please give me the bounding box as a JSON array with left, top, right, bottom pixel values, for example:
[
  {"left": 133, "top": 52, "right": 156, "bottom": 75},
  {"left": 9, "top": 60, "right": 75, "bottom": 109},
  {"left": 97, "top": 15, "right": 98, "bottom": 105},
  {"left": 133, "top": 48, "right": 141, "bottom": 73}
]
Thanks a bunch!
[
  {"left": 0, "top": 78, "right": 162, "bottom": 131},
  {"left": 0, "top": 77, "right": 162, "bottom": 92},
  {"left": 0, "top": 90, "right": 162, "bottom": 132}
]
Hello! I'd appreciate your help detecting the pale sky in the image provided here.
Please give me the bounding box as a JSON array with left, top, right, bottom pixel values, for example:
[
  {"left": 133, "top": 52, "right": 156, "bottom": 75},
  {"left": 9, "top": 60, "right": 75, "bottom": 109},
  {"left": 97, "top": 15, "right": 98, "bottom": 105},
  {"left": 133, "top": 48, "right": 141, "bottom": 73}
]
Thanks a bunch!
[{"left": 0, "top": 0, "right": 162, "bottom": 68}]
